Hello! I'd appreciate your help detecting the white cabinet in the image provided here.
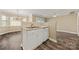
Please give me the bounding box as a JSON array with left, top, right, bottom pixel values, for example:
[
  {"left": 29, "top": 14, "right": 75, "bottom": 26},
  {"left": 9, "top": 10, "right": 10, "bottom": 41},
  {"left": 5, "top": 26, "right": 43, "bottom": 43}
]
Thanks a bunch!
[{"left": 22, "top": 28, "right": 48, "bottom": 50}]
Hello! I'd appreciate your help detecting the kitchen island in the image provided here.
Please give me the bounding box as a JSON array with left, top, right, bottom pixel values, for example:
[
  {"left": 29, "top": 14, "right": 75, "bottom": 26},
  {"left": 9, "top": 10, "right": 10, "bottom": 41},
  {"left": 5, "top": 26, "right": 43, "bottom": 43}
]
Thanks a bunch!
[{"left": 22, "top": 27, "right": 48, "bottom": 50}]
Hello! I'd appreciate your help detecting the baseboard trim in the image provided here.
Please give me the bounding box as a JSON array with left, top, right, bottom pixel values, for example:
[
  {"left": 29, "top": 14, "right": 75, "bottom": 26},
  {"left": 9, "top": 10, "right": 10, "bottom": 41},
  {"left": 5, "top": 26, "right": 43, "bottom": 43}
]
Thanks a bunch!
[
  {"left": 49, "top": 38, "right": 57, "bottom": 43},
  {"left": 57, "top": 30, "right": 77, "bottom": 35}
]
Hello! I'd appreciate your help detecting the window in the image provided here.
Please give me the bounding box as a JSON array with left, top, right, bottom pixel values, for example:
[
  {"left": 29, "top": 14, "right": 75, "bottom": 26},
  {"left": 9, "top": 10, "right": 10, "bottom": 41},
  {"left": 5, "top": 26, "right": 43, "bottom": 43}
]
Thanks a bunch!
[
  {"left": 0, "top": 15, "right": 8, "bottom": 27},
  {"left": 10, "top": 17, "right": 21, "bottom": 26},
  {"left": 0, "top": 16, "right": 22, "bottom": 27},
  {"left": 36, "top": 17, "right": 45, "bottom": 24}
]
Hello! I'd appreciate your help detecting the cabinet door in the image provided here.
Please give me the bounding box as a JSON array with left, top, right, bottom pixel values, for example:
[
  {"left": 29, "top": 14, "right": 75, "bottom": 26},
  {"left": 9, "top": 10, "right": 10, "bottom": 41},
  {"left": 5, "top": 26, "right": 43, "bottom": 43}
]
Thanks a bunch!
[{"left": 23, "top": 28, "right": 48, "bottom": 50}]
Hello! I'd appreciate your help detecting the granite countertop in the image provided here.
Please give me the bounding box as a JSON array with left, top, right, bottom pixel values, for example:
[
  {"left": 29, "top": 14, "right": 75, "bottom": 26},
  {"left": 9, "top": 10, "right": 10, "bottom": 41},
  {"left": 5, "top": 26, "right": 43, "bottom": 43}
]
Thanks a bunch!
[
  {"left": 0, "top": 26, "right": 48, "bottom": 35},
  {"left": 24, "top": 27, "right": 48, "bottom": 31},
  {"left": 0, "top": 26, "right": 21, "bottom": 35}
]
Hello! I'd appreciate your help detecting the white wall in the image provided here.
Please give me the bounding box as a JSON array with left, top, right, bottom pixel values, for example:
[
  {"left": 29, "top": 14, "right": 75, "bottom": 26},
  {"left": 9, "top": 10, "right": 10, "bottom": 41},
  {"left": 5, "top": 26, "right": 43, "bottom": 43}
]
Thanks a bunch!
[
  {"left": 77, "top": 13, "right": 79, "bottom": 36},
  {"left": 49, "top": 14, "right": 77, "bottom": 34}
]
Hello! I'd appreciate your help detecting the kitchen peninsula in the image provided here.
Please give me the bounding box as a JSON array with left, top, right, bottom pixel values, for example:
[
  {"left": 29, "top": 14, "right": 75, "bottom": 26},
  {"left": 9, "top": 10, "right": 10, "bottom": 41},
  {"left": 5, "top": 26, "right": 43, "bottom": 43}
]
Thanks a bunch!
[{"left": 22, "top": 27, "right": 48, "bottom": 50}]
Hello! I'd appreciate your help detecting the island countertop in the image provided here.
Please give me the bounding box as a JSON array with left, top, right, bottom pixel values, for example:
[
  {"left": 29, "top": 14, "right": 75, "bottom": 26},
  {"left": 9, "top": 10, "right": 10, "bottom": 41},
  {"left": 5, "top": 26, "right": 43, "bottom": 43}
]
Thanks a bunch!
[
  {"left": 22, "top": 27, "right": 48, "bottom": 50},
  {"left": 0, "top": 26, "right": 48, "bottom": 35},
  {"left": 23, "top": 26, "right": 48, "bottom": 31}
]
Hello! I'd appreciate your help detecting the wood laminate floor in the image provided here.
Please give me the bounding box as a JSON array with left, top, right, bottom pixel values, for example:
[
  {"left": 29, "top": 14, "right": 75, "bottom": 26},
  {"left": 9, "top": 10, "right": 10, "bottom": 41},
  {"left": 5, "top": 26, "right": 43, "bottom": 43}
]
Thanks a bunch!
[
  {"left": 35, "top": 32, "right": 79, "bottom": 50},
  {"left": 0, "top": 31, "right": 79, "bottom": 50},
  {"left": 0, "top": 32, "right": 21, "bottom": 50}
]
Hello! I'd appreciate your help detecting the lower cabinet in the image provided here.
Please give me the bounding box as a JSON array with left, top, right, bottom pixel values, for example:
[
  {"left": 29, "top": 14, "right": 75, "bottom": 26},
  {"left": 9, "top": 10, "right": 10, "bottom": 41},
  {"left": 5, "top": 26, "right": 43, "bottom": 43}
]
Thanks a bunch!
[{"left": 22, "top": 28, "right": 48, "bottom": 50}]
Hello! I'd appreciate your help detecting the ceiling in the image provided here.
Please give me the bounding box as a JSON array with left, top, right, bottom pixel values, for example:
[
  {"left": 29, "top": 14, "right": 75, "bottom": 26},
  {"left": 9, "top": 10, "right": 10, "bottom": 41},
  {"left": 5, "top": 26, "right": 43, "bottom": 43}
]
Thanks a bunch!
[{"left": 0, "top": 9, "right": 79, "bottom": 18}]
